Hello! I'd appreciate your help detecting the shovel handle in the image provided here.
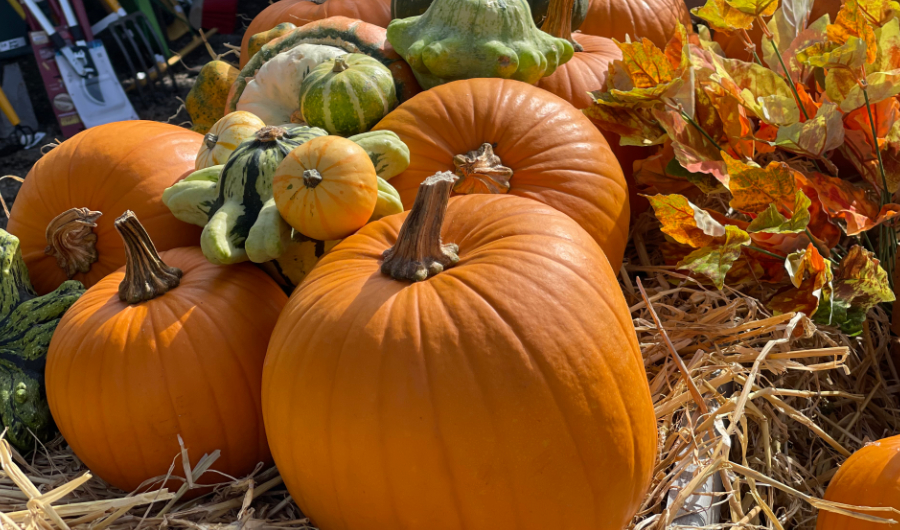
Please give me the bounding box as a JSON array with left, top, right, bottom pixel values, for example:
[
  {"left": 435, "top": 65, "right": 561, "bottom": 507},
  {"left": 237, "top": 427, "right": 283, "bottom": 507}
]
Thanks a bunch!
[
  {"left": 0, "top": 88, "right": 21, "bottom": 127},
  {"left": 6, "top": 0, "right": 24, "bottom": 19}
]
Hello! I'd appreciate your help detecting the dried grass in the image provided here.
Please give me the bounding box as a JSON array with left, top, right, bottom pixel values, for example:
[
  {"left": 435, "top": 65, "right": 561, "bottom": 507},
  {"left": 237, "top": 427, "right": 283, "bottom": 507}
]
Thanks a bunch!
[{"left": 1, "top": 214, "right": 898, "bottom": 529}]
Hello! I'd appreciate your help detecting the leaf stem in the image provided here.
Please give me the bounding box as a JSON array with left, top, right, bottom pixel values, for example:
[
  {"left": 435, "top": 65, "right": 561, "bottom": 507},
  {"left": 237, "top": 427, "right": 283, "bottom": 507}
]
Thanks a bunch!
[
  {"left": 741, "top": 28, "right": 764, "bottom": 66},
  {"left": 862, "top": 86, "right": 891, "bottom": 204},
  {"left": 747, "top": 245, "right": 785, "bottom": 261},
  {"left": 760, "top": 19, "right": 810, "bottom": 122},
  {"left": 676, "top": 108, "right": 726, "bottom": 153}
]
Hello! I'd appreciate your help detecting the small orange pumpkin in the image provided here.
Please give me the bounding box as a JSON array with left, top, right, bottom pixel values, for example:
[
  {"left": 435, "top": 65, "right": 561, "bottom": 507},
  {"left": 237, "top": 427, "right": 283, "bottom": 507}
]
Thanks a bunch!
[
  {"left": 816, "top": 435, "right": 900, "bottom": 530},
  {"left": 263, "top": 173, "right": 657, "bottom": 530},
  {"left": 6, "top": 121, "right": 203, "bottom": 295},
  {"left": 579, "top": 0, "right": 692, "bottom": 48},
  {"left": 195, "top": 111, "right": 266, "bottom": 169},
  {"left": 372, "top": 77, "right": 630, "bottom": 269},
  {"left": 47, "top": 212, "right": 287, "bottom": 493},
  {"left": 273, "top": 136, "right": 379, "bottom": 241}
]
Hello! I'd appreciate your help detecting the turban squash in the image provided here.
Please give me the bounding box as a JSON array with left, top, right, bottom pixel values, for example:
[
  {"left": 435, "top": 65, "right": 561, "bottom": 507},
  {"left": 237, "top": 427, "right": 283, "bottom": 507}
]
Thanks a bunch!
[
  {"left": 579, "top": 0, "right": 692, "bottom": 48},
  {"left": 47, "top": 212, "right": 287, "bottom": 493},
  {"left": 372, "top": 77, "right": 630, "bottom": 269},
  {"left": 239, "top": 0, "right": 392, "bottom": 67},
  {"left": 6, "top": 121, "right": 202, "bottom": 295},
  {"left": 816, "top": 435, "right": 900, "bottom": 530},
  {"left": 263, "top": 173, "right": 657, "bottom": 530}
]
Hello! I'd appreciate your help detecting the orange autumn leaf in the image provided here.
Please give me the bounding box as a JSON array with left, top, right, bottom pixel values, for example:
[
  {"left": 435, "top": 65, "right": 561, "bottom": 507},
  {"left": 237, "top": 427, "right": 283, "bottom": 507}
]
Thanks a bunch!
[
  {"left": 645, "top": 194, "right": 726, "bottom": 247},
  {"left": 831, "top": 245, "right": 896, "bottom": 311},
  {"left": 633, "top": 144, "right": 705, "bottom": 197},
  {"left": 725, "top": 0, "right": 779, "bottom": 18},
  {"left": 692, "top": 0, "right": 756, "bottom": 33},
  {"left": 723, "top": 154, "right": 798, "bottom": 214},
  {"left": 653, "top": 108, "right": 729, "bottom": 185},
  {"left": 770, "top": 244, "right": 833, "bottom": 315},
  {"left": 678, "top": 225, "right": 752, "bottom": 289},
  {"left": 826, "top": 0, "right": 885, "bottom": 63},
  {"left": 798, "top": 171, "right": 900, "bottom": 234}
]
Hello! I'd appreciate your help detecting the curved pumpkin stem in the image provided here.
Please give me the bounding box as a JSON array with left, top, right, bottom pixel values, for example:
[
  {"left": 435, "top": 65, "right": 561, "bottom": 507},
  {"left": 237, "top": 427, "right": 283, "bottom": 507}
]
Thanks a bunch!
[
  {"left": 453, "top": 143, "right": 513, "bottom": 195},
  {"left": 44, "top": 207, "right": 102, "bottom": 279},
  {"left": 381, "top": 172, "right": 459, "bottom": 282},
  {"left": 543, "top": 0, "right": 583, "bottom": 52},
  {"left": 115, "top": 210, "right": 182, "bottom": 303}
]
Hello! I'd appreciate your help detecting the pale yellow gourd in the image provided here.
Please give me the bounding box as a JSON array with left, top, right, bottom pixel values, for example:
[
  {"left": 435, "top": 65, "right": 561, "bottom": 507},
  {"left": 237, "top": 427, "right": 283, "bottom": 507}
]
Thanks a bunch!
[{"left": 195, "top": 111, "right": 266, "bottom": 170}]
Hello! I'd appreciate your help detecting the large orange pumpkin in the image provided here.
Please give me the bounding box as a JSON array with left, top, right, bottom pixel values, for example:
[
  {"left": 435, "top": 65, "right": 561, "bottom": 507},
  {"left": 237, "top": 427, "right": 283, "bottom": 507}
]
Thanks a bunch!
[
  {"left": 714, "top": 0, "right": 841, "bottom": 61},
  {"left": 816, "top": 435, "right": 900, "bottom": 530},
  {"left": 372, "top": 77, "right": 630, "bottom": 269},
  {"left": 263, "top": 174, "right": 657, "bottom": 530},
  {"left": 579, "top": 0, "right": 692, "bottom": 48},
  {"left": 6, "top": 121, "right": 202, "bottom": 295},
  {"left": 239, "top": 0, "right": 392, "bottom": 67},
  {"left": 47, "top": 212, "right": 287, "bottom": 493}
]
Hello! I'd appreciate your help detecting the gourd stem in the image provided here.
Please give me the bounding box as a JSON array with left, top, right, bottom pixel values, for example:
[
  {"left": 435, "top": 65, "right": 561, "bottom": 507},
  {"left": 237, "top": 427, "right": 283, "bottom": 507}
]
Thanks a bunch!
[
  {"left": 381, "top": 172, "right": 460, "bottom": 282},
  {"left": 332, "top": 56, "right": 350, "bottom": 73},
  {"left": 204, "top": 133, "right": 218, "bottom": 150},
  {"left": 115, "top": 210, "right": 182, "bottom": 304},
  {"left": 44, "top": 207, "right": 102, "bottom": 279},
  {"left": 542, "top": 0, "right": 582, "bottom": 51},
  {"left": 256, "top": 126, "right": 287, "bottom": 142},
  {"left": 303, "top": 169, "right": 323, "bottom": 189}
]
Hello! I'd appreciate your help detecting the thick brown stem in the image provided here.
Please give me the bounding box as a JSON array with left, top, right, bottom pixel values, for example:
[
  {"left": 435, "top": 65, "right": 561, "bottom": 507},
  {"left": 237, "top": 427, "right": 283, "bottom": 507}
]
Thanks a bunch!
[
  {"left": 115, "top": 211, "right": 182, "bottom": 303},
  {"left": 256, "top": 126, "right": 287, "bottom": 142},
  {"left": 44, "top": 207, "right": 102, "bottom": 278},
  {"left": 303, "top": 169, "right": 323, "bottom": 189},
  {"left": 332, "top": 56, "right": 350, "bottom": 73},
  {"left": 452, "top": 143, "right": 513, "bottom": 195},
  {"left": 381, "top": 172, "right": 460, "bottom": 282},
  {"left": 542, "top": 0, "right": 583, "bottom": 51}
]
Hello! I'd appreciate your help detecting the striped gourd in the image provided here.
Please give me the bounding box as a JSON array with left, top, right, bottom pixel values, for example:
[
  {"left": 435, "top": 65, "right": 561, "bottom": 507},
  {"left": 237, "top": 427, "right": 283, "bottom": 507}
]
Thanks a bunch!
[
  {"left": 195, "top": 111, "right": 266, "bottom": 170},
  {"left": 201, "top": 125, "right": 328, "bottom": 265},
  {"left": 299, "top": 54, "right": 398, "bottom": 137}
]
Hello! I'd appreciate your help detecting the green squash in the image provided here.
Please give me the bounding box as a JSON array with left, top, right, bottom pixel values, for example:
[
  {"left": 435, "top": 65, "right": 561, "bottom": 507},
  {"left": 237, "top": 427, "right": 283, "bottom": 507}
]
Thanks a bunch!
[
  {"left": 0, "top": 229, "right": 84, "bottom": 453},
  {"left": 299, "top": 54, "right": 398, "bottom": 137},
  {"left": 391, "top": 0, "right": 589, "bottom": 33},
  {"left": 186, "top": 60, "right": 240, "bottom": 134},
  {"left": 347, "top": 130, "right": 410, "bottom": 180},
  {"left": 369, "top": 176, "right": 404, "bottom": 222},
  {"left": 203, "top": 125, "right": 327, "bottom": 265},
  {"left": 257, "top": 234, "right": 341, "bottom": 293},
  {"left": 387, "top": 0, "right": 573, "bottom": 89}
]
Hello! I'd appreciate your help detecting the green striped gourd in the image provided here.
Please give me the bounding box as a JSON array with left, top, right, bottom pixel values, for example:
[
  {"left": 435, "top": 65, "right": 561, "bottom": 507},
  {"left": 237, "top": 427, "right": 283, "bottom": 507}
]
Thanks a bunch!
[
  {"left": 347, "top": 130, "right": 411, "bottom": 180},
  {"left": 203, "top": 125, "right": 327, "bottom": 265},
  {"left": 299, "top": 54, "right": 398, "bottom": 137},
  {"left": 387, "top": 0, "right": 573, "bottom": 89},
  {"left": 0, "top": 229, "right": 84, "bottom": 452}
]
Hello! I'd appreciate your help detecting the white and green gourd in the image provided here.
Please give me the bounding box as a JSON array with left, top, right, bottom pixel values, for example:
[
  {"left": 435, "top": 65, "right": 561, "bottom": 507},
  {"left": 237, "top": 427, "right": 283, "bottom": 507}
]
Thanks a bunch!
[{"left": 299, "top": 54, "right": 399, "bottom": 137}]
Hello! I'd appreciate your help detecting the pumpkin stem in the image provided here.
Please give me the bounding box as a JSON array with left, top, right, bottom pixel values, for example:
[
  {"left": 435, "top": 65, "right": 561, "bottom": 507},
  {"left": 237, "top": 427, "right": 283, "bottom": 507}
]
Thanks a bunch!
[
  {"left": 256, "top": 126, "right": 287, "bottom": 142},
  {"left": 303, "top": 169, "right": 324, "bottom": 189},
  {"left": 204, "top": 133, "right": 218, "bottom": 150},
  {"left": 452, "top": 143, "right": 513, "bottom": 195},
  {"left": 381, "top": 172, "right": 460, "bottom": 282},
  {"left": 332, "top": 56, "right": 350, "bottom": 73},
  {"left": 44, "top": 207, "right": 102, "bottom": 279},
  {"left": 542, "top": 0, "right": 583, "bottom": 52},
  {"left": 289, "top": 110, "right": 307, "bottom": 125},
  {"left": 115, "top": 210, "right": 182, "bottom": 304}
]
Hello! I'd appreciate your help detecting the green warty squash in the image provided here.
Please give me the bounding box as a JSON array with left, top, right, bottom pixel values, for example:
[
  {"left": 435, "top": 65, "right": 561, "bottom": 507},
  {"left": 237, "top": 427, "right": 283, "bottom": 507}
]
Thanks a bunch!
[
  {"left": 299, "top": 54, "right": 398, "bottom": 137},
  {"left": 391, "top": 0, "right": 589, "bottom": 32},
  {"left": 387, "top": 0, "right": 574, "bottom": 89},
  {"left": 0, "top": 229, "right": 84, "bottom": 453}
]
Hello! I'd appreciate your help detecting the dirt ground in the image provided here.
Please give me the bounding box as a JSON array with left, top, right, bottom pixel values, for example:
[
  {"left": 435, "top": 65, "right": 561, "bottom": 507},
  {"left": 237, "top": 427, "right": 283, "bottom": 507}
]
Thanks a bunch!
[{"left": 0, "top": 0, "right": 271, "bottom": 229}]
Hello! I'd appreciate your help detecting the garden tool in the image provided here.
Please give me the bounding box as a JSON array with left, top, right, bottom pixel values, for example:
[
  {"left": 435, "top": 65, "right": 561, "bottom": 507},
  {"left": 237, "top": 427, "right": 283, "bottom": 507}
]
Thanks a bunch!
[
  {"left": 57, "top": 0, "right": 104, "bottom": 103},
  {"left": 105, "top": 8, "right": 176, "bottom": 104},
  {"left": 0, "top": 86, "right": 45, "bottom": 155}
]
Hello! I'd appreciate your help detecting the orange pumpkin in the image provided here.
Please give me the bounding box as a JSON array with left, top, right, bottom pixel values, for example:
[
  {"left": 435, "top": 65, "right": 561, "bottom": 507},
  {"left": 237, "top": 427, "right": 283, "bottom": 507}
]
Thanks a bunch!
[
  {"left": 239, "top": 0, "right": 392, "bottom": 67},
  {"left": 47, "top": 211, "right": 287, "bottom": 493},
  {"left": 816, "top": 435, "right": 900, "bottom": 530},
  {"left": 6, "top": 121, "right": 202, "bottom": 295},
  {"left": 372, "top": 77, "right": 630, "bottom": 269},
  {"left": 579, "top": 0, "right": 692, "bottom": 48},
  {"left": 263, "top": 174, "right": 657, "bottom": 530},
  {"left": 714, "top": 0, "right": 841, "bottom": 61}
]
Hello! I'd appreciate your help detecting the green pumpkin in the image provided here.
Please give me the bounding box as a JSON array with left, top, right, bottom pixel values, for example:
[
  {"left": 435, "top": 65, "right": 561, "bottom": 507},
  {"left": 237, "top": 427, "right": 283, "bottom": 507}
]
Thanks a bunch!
[
  {"left": 299, "top": 54, "right": 398, "bottom": 137},
  {"left": 387, "top": 0, "right": 573, "bottom": 89},
  {"left": 391, "top": 0, "right": 589, "bottom": 33},
  {"left": 0, "top": 229, "right": 84, "bottom": 453},
  {"left": 347, "top": 130, "right": 410, "bottom": 180}
]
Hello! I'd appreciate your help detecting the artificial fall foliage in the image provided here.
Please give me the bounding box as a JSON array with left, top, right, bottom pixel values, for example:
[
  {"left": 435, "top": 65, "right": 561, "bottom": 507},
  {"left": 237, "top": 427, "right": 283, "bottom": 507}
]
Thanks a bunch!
[{"left": 585, "top": 0, "right": 900, "bottom": 335}]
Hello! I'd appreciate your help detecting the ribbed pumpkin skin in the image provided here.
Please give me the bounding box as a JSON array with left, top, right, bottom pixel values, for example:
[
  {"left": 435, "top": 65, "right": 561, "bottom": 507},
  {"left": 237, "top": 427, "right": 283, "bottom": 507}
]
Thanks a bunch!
[
  {"left": 535, "top": 33, "right": 651, "bottom": 215},
  {"left": 300, "top": 55, "right": 398, "bottom": 136},
  {"left": 6, "top": 121, "right": 202, "bottom": 295},
  {"left": 239, "top": 0, "right": 392, "bottom": 67},
  {"left": 195, "top": 111, "right": 266, "bottom": 169},
  {"left": 372, "top": 78, "right": 630, "bottom": 269},
  {"left": 263, "top": 194, "right": 657, "bottom": 530},
  {"left": 580, "top": 0, "right": 692, "bottom": 48},
  {"left": 817, "top": 435, "right": 900, "bottom": 530},
  {"left": 47, "top": 247, "right": 287, "bottom": 493},
  {"left": 273, "top": 136, "right": 378, "bottom": 240},
  {"left": 714, "top": 0, "right": 840, "bottom": 60}
]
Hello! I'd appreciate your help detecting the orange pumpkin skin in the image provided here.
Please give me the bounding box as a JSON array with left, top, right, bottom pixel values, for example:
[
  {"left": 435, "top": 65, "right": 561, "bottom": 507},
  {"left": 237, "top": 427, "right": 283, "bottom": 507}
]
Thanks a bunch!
[
  {"left": 263, "top": 194, "right": 657, "bottom": 530},
  {"left": 579, "top": 0, "right": 692, "bottom": 48},
  {"left": 372, "top": 78, "right": 630, "bottom": 269},
  {"left": 817, "top": 435, "right": 900, "bottom": 530},
  {"left": 714, "top": 0, "right": 840, "bottom": 60},
  {"left": 47, "top": 247, "right": 286, "bottom": 493},
  {"left": 6, "top": 121, "right": 202, "bottom": 295},
  {"left": 239, "top": 0, "right": 392, "bottom": 67}
]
